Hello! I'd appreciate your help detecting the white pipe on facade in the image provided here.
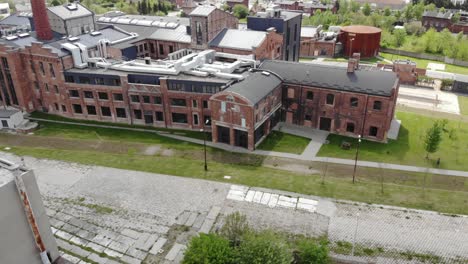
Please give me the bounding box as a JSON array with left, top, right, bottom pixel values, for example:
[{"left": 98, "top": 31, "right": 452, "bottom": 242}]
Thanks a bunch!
[
  {"left": 185, "top": 70, "right": 210, "bottom": 77},
  {"left": 109, "top": 64, "right": 180, "bottom": 75},
  {"left": 61, "top": 43, "right": 87, "bottom": 68},
  {"left": 110, "top": 33, "right": 138, "bottom": 45},
  {"left": 74, "top": 42, "right": 89, "bottom": 63}
]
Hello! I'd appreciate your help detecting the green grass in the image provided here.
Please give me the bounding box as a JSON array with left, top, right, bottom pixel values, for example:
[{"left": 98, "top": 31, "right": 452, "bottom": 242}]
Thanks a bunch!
[
  {"left": 257, "top": 131, "right": 310, "bottom": 154},
  {"left": 4, "top": 145, "right": 468, "bottom": 214},
  {"left": 459, "top": 95, "right": 468, "bottom": 116},
  {"left": 380, "top": 52, "right": 468, "bottom": 75},
  {"left": 318, "top": 111, "right": 468, "bottom": 171},
  {"left": 34, "top": 121, "right": 204, "bottom": 151},
  {"left": 29, "top": 111, "right": 210, "bottom": 141}
]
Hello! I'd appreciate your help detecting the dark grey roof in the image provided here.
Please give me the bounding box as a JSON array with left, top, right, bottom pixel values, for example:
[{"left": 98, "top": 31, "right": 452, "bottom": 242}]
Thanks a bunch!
[
  {"left": 0, "top": 14, "right": 31, "bottom": 27},
  {"left": 0, "top": 109, "right": 19, "bottom": 118},
  {"left": 48, "top": 3, "right": 93, "bottom": 20},
  {"left": 259, "top": 60, "right": 397, "bottom": 97},
  {"left": 189, "top": 5, "right": 216, "bottom": 16},
  {"left": 423, "top": 11, "right": 453, "bottom": 19},
  {"left": 224, "top": 71, "right": 282, "bottom": 104},
  {"left": 209, "top": 28, "right": 266, "bottom": 51}
]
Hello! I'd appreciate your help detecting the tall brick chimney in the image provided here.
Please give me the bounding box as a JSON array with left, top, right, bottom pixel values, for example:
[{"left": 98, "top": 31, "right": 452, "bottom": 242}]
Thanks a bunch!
[{"left": 31, "top": 0, "right": 53, "bottom": 41}]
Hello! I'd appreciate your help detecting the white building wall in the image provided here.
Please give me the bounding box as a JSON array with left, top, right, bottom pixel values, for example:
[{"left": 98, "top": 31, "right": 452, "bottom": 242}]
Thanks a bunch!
[{"left": 0, "top": 111, "right": 23, "bottom": 129}]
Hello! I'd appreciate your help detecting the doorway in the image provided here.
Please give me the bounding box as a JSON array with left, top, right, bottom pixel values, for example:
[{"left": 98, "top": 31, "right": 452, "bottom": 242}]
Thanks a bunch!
[
  {"left": 234, "top": 130, "right": 248, "bottom": 148},
  {"left": 319, "top": 117, "right": 332, "bottom": 131},
  {"left": 217, "top": 126, "right": 230, "bottom": 144}
]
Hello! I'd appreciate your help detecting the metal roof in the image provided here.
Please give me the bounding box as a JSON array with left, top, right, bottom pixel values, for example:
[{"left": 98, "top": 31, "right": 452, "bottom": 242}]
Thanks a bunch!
[
  {"left": 0, "top": 109, "right": 19, "bottom": 118},
  {"left": 209, "top": 29, "right": 266, "bottom": 51},
  {"left": 148, "top": 25, "right": 191, "bottom": 43},
  {"left": 189, "top": 6, "right": 216, "bottom": 16},
  {"left": 301, "top": 26, "right": 319, "bottom": 38},
  {"left": 0, "top": 14, "right": 31, "bottom": 27},
  {"left": 47, "top": 3, "right": 93, "bottom": 20},
  {"left": 224, "top": 71, "right": 282, "bottom": 104},
  {"left": 423, "top": 11, "right": 453, "bottom": 19},
  {"left": 259, "top": 60, "right": 397, "bottom": 97}
]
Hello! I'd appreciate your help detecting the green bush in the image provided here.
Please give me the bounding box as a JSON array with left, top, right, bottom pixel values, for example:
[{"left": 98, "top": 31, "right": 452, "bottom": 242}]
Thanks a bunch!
[
  {"left": 237, "top": 230, "right": 292, "bottom": 264},
  {"left": 183, "top": 233, "right": 236, "bottom": 264},
  {"left": 295, "top": 239, "right": 330, "bottom": 264},
  {"left": 220, "top": 212, "right": 250, "bottom": 246}
]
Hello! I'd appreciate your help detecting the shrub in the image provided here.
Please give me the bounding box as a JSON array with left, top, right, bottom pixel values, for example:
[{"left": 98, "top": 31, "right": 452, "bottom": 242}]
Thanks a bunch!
[
  {"left": 220, "top": 212, "right": 250, "bottom": 246},
  {"left": 183, "top": 233, "right": 236, "bottom": 264},
  {"left": 237, "top": 230, "right": 292, "bottom": 264},
  {"left": 295, "top": 239, "right": 330, "bottom": 264}
]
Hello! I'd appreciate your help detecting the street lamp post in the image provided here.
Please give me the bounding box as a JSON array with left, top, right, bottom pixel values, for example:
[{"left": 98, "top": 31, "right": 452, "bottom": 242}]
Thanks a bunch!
[
  {"left": 349, "top": 38, "right": 355, "bottom": 58},
  {"left": 200, "top": 119, "right": 210, "bottom": 171},
  {"left": 352, "top": 134, "right": 361, "bottom": 184}
]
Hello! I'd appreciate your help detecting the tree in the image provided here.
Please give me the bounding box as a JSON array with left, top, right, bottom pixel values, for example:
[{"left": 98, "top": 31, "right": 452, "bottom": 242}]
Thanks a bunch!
[
  {"left": 451, "top": 12, "right": 461, "bottom": 23},
  {"left": 295, "top": 239, "right": 330, "bottom": 264},
  {"left": 51, "top": 0, "right": 62, "bottom": 6},
  {"left": 233, "top": 4, "right": 249, "bottom": 19},
  {"left": 384, "top": 7, "right": 391, "bottom": 16},
  {"left": 237, "top": 231, "right": 292, "bottom": 264},
  {"left": 141, "top": 0, "right": 147, "bottom": 14},
  {"left": 350, "top": 1, "right": 360, "bottom": 12},
  {"left": 424, "top": 121, "right": 443, "bottom": 158},
  {"left": 393, "top": 28, "right": 407, "bottom": 47},
  {"left": 220, "top": 212, "right": 250, "bottom": 247},
  {"left": 222, "top": 3, "right": 230, "bottom": 11},
  {"left": 183, "top": 233, "right": 236, "bottom": 264},
  {"left": 362, "top": 3, "right": 371, "bottom": 16}
]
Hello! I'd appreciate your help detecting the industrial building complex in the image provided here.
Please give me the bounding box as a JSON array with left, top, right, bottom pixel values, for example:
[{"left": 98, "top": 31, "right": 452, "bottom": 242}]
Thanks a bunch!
[{"left": 0, "top": 0, "right": 399, "bottom": 150}]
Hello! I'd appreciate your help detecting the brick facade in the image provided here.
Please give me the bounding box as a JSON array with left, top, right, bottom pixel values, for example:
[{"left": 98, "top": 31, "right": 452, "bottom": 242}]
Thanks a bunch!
[
  {"left": 190, "top": 9, "right": 238, "bottom": 50},
  {"left": 300, "top": 37, "right": 335, "bottom": 57}
]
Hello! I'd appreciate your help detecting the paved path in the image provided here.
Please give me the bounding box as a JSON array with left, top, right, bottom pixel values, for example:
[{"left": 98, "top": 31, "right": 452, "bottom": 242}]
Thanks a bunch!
[
  {"left": 2, "top": 152, "right": 467, "bottom": 263},
  {"left": 27, "top": 117, "right": 468, "bottom": 177}
]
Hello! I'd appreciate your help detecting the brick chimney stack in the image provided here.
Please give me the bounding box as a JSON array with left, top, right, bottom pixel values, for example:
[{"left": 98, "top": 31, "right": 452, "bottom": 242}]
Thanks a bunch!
[{"left": 31, "top": 0, "right": 53, "bottom": 41}]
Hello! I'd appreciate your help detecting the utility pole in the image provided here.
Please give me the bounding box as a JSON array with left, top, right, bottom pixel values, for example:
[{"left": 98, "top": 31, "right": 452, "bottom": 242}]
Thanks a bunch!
[{"left": 352, "top": 135, "right": 361, "bottom": 184}]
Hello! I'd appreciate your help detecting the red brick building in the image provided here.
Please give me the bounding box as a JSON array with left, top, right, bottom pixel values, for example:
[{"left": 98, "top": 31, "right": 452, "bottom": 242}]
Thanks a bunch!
[
  {"left": 209, "top": 27, "right": 283, "bottom": 60},
  {"left": 422, "top": 10, "right": 468, "bottom": 34},
  {"left": 300, "top": 26, "right": 337, "bottom": 57}
]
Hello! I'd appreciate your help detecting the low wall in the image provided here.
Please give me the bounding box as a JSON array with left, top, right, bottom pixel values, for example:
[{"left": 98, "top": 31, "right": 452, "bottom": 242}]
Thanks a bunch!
[{"left": 380, "top": 48, "right": 468, "bottom": 67}]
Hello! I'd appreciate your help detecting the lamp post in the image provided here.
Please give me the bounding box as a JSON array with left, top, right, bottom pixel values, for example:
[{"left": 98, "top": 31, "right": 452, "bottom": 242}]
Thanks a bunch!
[
  {"left": 349, "top": 38, "right": 355, "bottom": 58},
  {"left": 352, "top": 134, "right": 361, "bottom": 184},
  {"left": 200, "top": 119, "right": 210, "bottom": 171}
]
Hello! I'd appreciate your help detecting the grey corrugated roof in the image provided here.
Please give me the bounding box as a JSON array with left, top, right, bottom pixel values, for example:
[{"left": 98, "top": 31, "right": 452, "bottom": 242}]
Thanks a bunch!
[
  {"left": 48, "top": 3, "right": 93, "bottom": 20},
  {"left": 423, "top": 11, "right": 453, "bottom": 19},
  {"left": 0, "top": 109, "right": 19, "bottom": 118},
  {"left": 209, "top": 29, "right": 266, "bottom": 51},
  {"left": 259, "top": 60, "right": 397, "bottom": 97},
  {"left": 148, "top": 25, "right": 191, "bottom": 43},
  {"left": 0, "top": 14, "right": 31, "bottom": 26},
  {"left": 189, "top": 5, "right": 216, "bottom": 16},
  {"left": 97, "top": 14, "right": 190, "bottom": 26},
  {"left": 224, "top": 71, "right": 282, "bottom": 104}
]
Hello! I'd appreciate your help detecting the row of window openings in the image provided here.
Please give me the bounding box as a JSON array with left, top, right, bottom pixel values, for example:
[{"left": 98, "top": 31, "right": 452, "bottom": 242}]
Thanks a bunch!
[
  {"left": 65, "top": 76, "right": 121, "bottom": 86},
  {"left": 36, "top": 83, "right": 59, "bottom": 93},
  {"left": 306, "top": 92, "right": 383, "bottom": 110},
  {"left": 167, "top": 98, "right": 208, "bottom": 108},
  {"left": 139, "top": 43, "right": 173, "bottom": 55},
  {"left": 302, "top": 116, "right": 379, "bottom": 137},
  {"left": 71, "top": 104, "right": 208, "bottom": 125},
  {"left": 31, "top": 61, "right": 55, "bottom": 78}
]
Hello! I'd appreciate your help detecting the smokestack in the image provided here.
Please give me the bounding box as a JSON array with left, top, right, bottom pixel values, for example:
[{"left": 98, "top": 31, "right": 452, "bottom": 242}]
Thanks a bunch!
[{"left": 31, "top": 0, "right": 53, "bottom": 41}]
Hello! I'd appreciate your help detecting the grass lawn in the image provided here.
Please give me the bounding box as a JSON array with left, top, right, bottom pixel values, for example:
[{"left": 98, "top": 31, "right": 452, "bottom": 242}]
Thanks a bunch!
[
  {"left": 459, "top": 95, "right": 468, "bottom": 116},
  {"left": 317, "top": 111, "right": 468, "bottom": 171},
  {"left": 29, "top": 112, "right": 210, "bottom": 141},
  {"left": 3, "top": 144, "right": 467, "bottom": 214},
  {"left": 380, "top": 52, "right": 468, "bottom": 75},
  {"left": 256, "top": 131, "right": 310, "bottom": 154}
]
